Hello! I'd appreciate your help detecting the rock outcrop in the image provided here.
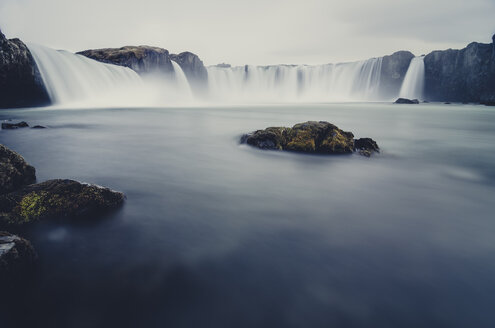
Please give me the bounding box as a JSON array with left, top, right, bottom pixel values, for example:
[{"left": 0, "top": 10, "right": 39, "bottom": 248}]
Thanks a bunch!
[
  {"left": 0, "top": 231, "right": 36, "bottom": 279},
  {"left": 241, "top": 121, "right": 379, "bottom": 156},
  {"left": 394, "top": 98, "right": 419, "bottom": 104},
  {"left": 379, "top": 51, "right": 415, "bottom": 100},
  {"left": 0, "top": 144, "right": 36, "bottom": 195},
  {"left": 78, "top": 46, "right": 174, "bottom": 76},
  {"left": 424, "top": 35, "right": 495, "bottom": 103},
  {"left": 0, "top": 179, "right": 125, "bottom": 227},
  {"left": 170, "top": 51, "right": 208, "bottom": 93},
  {"left": 0, "top": 29, "right": 50, "bottom": 108},
  {"left": 1, "top": 121, "right": 29, "bottom": 129}
]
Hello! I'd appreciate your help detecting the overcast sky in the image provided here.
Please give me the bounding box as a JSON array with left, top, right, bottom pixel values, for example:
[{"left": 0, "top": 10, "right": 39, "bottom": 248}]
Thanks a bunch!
[{"left": 0, "top": 0, "right": 494, "bottom": 66}]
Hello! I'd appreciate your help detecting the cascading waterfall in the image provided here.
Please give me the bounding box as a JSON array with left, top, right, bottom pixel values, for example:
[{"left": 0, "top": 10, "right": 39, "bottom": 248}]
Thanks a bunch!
[
  {"left": 28, "top": 43, "right": 144, "bottom": 106},
  {"left": 206, "top": 57, "right": 383, "bottom": 102},
  {"left": 399, "top": 56, "right": 425, "bottom": 100},
  {"left": 170, "top": 61, "right": 193, "bottom": 100}
]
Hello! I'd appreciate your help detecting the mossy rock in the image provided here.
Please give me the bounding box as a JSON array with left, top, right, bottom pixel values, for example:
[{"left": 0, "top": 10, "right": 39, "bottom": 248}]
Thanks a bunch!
[
  {"left": 0, "top": 144, "right": 36, "bottom": 195},
  {"left": 0, "top": 231, "right": 36, "bottom": 279},
  {"left": 0, "top": 179, "right": 125, "bottom": 227},
  {"left": 242, "top": 121, "right": 376, "bottom": 156}
]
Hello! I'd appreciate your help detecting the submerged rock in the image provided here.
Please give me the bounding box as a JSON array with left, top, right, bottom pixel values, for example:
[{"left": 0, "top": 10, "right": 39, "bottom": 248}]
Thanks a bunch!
[
  {"left": 394, "top": 98, "right": 419, "bottom": 104},
  {"left": 31, "top": 125, "right": 46, "bottom": 129},
  {"left": 354, "top": 138, "right": 380, "bottom": 157},
  {"left": 1, "top": 121, "right": 29, "bottom": 129},
  {"left": 0, "top": 179, "right": 125, "bottom": 227},
  {"left": 241, "top": 121, "right": 379, "bottom": 156},
  {"left": 0, "top": 231, "right": 36, "bottom": 278},
  {"left": 0, "top": 144, "right": 36, "bottom": 195}
]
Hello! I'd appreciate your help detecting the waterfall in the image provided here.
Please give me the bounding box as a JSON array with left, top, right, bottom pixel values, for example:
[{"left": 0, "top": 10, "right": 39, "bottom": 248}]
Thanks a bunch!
[
  {"left": 171, "top": 61, "right": 194, "bottom": 100},
  {"left": 206, "top": 57, "right": 383, "bottom": 103},
  {"left": 399, "top": 56, "right": 425, "bottom": 100},
  {"left": 27, "top": 43, "right": 144, "bottom": 106}
]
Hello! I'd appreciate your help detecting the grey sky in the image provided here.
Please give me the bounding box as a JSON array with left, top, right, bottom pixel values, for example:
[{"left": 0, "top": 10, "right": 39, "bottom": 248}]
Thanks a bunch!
[{"left": 0, "top": 0, "right": 494, "bottom": 66}]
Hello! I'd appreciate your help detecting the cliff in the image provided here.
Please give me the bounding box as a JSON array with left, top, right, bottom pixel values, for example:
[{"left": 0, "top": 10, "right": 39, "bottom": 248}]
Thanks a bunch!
[
  {"left": 170, "top": 51, "right": 208, "bottom": 93},
  {"left": 77, "top": 46, "right": 174, "bottom": 76},
  {"left": 0, "top": 29, "right": 50, "bottom": 108},
  {"left": 424, "top": 35, "right": 495, "bottom": 103},
  {"left": 379, "top": 51, "right": 415, "bottom": 100}
]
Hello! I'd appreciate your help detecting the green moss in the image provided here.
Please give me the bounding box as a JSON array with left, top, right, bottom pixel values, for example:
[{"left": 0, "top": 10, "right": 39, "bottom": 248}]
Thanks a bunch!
[
  {"left": 17, "top": 191, "right": 49, "bottom": 223},
  {"left": 286, "top": 129, "right": 316, "bottom": 152}
]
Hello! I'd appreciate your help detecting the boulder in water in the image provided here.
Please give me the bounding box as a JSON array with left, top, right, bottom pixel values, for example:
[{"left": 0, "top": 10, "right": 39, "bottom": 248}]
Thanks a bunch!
[
  {"left": 354, "top": 138, "right": 380, "bottom": 157},
  {"left": 1, "top": 121, "right": 29, "bottom": 129},
  {"left": 241, "top": 121, "right": 379, "bottom": 156},
  {"left": 0, "top": 144, "right": 36, "bottom": 195},
  {"left": 31, "top": 125, "right": 46, "bottom": 129},
  {"left": 394, "top": 98, "right": 419, "bottom": 104},
  {"left": 0, "top": 231, "right": 37, "bottom": 279},
  {"left": 0, "top": 179, "right": 125, "bottom": 227}
]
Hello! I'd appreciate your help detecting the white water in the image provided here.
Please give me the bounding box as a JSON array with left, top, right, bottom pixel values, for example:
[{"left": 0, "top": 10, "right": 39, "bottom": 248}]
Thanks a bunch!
[
  {"left": 399, "top": 56, "right": 425, "bottom": 100},
  {"left": 28, "top": 44, "right": 197, "bottom": 107},
  {"left": 207, "top": 58, "right": 383, "bottom": 103},
  {"left": 28, "top": 43, "right": 144, "bottom": 106}
]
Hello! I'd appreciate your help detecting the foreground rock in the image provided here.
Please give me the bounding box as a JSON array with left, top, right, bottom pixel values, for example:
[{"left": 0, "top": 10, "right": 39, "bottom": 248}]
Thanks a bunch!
[
  {"left": 394, "top": 98, "right": 419, "bottom": 104},
  {"left": 241, "top": 121, "right": 379, "bottom": 156},
  {"left": 0, "top": 29, "right": 50, "bottom": 108},
  {"left": 1, "top": 121, "right": 29, "bottom": 129},
  {"left": 0, "top": 231, "right": 36, "bottom": 278},
  {"left": 0, "top": 179, "right": 125, "bottom": 227},
  {"left": 0, "top": 144, "right": 36, "bottom": 195}
]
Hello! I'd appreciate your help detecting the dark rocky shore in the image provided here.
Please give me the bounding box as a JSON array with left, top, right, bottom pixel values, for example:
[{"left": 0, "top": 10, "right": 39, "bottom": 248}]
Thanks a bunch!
[
  {"left": 241, "top": 121, "right": 379, "bottom": 157},
  {"left": 0, "top": 142, "right": 124, "bottom": 277}
]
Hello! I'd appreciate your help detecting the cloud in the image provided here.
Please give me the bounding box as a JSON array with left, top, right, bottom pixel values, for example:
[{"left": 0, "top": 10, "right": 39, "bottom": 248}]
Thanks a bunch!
[{"left": 0, "top": 0, "right": 493, "bottom": 65}]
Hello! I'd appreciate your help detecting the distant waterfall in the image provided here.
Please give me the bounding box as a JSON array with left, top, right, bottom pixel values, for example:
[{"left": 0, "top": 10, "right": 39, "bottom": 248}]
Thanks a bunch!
[
  {"left": 207, "top": 57, "right": 383, "bottom": 102},
  {"left": 171, "top": 61, "right": 193, "bottom": 100},
  {"left": 399, "top": 56, "right": 425, "bottom": 100},
  {"left": 28, "top": 44, "right": 143, "bottom": 106}
]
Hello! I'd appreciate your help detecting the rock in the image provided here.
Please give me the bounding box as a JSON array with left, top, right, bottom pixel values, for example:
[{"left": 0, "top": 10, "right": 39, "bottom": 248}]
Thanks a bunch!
[
  {"left": 395, "top": 98, "right": 419, "bottom": 104},
  {"left": 31, "top": 125, "right": 46, "bottom": 129},
  {"left": 213, "top": 63, "right": 231, "bottom": 68},
  {"left": 0, "top": 231, "right": 36, "bottom": 278},
  {"left": 0, "top": 29, "right": 50, "bottom": 108},
  {"left": 379, "top": 51, "right": 415, "bottom": 100},
  {"left": 1, "top": 121, "right": 29, "bottom": 129},
  {"left": 424, "top": 35, "right": 495, "bottom": 103},
  {"left": 78, "top": 46, "right": 174, "bottom": 76},
  {"left": 482, "top": 101, "right": 495, "bottom": 106},
  {"left": 0, "top": 179, "right": 125, "bottom": 227},
  {"left": 0, "top": 144, "right": 36, "bottom": 195},
  {"left": 354, "top": 138, "right": 380, "bottom": 157},
  {"left": 242, "top": 121, "right": 377, "bottom": 155},
  {"left": 170, "top": 51, "right": 208, "bottom": 94}
]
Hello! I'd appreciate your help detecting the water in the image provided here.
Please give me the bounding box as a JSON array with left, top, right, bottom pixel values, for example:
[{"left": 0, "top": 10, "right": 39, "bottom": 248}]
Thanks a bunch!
[
  {"left": 399, "top": 56, "right": 425, "bottom": 100},
  {"left": 28, "top": 44, "right": 196, "bottom": 107},
  {"left": 0, "top": 103, "right": 494, "bottom": 328},
  {"left": 207, "top": 58, "right": 384, "bottom": 103}
]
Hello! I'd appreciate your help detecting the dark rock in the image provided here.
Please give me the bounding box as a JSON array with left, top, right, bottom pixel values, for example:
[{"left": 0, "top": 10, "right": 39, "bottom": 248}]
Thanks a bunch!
[
  {"left": 170, "top": 51, "right": 208, "bottom": 95},
  {"left": 444, "top": 102, "right": 451, "bottom": 105},
  {"left": 424, "top": 36, "right": 495, "bottom": 103},
  {"left": 395, "top": 98, "right": 419, "bottom": 104},
  {"left": 0, "top": 231, "right": 36, "bottom": 279},
  {"left": 482, "top": 101, "right": 495, "bottom": 106},
  {"left": 78, "top": 46, "right": 174, "bottom": 76},
  {"left": 379, "top": 51, "right": 415, "bottom": 100},
  {"left": 0, "top": 179, "right": 125, "bottom": 227},
  {"left": 214, "top": 63, "right": 231, "bottom": 68},
  {"left": 354, "top": 138, "right": 380, "bottom": 157},
  {"left": 0, "top": 29, "right": 50, "bottom": 108},
  {"left": 0, "top": 144, "right": 36, "bottom": 195},
  {"left": 1, "top": 121, "right": 29, "bottom": 129},
  {"left": 31, "top": 125, "right": 46, "bottom": 129},
  {"left": 242, "top": 121, "right": 370, "bottom": 155}
]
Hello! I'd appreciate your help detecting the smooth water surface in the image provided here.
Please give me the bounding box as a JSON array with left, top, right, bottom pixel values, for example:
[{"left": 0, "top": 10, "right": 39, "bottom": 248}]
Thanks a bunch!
[{"left": 1, "top": 103, "right": 494, "bottom": 328}]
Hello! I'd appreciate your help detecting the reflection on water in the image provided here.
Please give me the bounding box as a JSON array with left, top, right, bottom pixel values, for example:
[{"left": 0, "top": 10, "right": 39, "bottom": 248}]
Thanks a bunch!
[{"left": 1, "top": 103, "right": 495, "bottom": 328}]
